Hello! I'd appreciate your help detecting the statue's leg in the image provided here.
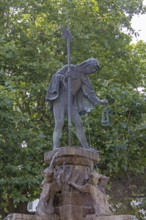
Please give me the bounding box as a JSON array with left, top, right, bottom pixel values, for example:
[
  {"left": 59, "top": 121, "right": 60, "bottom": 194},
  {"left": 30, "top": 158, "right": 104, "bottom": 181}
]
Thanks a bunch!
[
  {"left": 72, "top": 109, "right": 89, "bottom": 148},
  {"left": 53, "top": 101, "right": 65, "bottom": 150}
]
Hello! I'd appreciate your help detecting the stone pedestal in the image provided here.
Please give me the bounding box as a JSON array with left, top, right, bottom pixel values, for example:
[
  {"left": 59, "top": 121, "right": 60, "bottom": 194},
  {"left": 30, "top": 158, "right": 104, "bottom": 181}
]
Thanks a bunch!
[
  {"left": 44, "top": 146, "right": 100, "bottom": 166},
  {"left": 4, "top": 213, "right": 138, "bottom": 220},
  {"left": 4, "top": 146, "right": 138, "bottom": 220},
  {"left": 85, "top": 215, "right": 138, "bottom": 220},
  {"left": 41, "top": 146, "right": 99, "bottom": 219}
]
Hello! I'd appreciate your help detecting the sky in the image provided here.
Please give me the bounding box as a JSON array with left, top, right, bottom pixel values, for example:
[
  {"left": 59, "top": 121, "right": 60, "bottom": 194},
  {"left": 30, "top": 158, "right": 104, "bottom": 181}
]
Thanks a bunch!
[{"left": 131, "top": 0, "right": 146, "bottom": 42}]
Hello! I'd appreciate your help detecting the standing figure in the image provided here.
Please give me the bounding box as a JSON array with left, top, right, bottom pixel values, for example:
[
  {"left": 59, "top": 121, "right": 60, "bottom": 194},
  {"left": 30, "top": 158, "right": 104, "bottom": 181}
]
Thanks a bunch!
[
  {"left": 46, "top": 58, "right": 108, "bottom": 149},
  {"left": 69, "top": 172, "right": 112, "bottom": 216}
]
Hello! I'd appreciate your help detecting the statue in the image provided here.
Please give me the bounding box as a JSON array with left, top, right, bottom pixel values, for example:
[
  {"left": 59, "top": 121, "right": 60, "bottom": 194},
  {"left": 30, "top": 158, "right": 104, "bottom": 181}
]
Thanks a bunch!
[
  {"left": 36, "top": 167, "right": 60, "bottom": 218},
  {"left": 69, "top": 171, "right": 112, "bottom": 217},
  {"left": 46, "top": 58, "right": 108, "bottom": 149}
]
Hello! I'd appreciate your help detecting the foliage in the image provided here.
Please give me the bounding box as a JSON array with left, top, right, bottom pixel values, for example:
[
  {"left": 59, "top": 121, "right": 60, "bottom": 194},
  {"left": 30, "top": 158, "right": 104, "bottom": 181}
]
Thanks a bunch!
[{"left": 0, "top": 0, "right": 146, "bottom": 219}]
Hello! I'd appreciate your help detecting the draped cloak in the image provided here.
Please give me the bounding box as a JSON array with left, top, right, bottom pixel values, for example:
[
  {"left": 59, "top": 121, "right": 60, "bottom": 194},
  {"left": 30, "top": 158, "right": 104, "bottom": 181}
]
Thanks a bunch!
[{"left": 45, "top": 65, "right": 101, "bottom": 115}]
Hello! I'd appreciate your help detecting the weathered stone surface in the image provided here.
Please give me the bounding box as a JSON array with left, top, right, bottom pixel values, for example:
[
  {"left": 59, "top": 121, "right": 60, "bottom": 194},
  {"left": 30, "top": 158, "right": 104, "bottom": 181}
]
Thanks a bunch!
[
  {"left": 36, "top": 146, "right": 112, "bottom": 220},
  {"left": 4, "top": 213, "right": 59, "bottom": 220},
  {"left": 4, "top": 213, "right": 36, "bottom": 220},
  {"left": 85, "top": 215, "right": 138, "bottom": 220},
  {"left": 4, "top": 213, "right": 138, "bottom": 220},
  {"left": 4, "top": 147, "right": 138, "bottom": 220},
  {"left": 59, "top": 205, "right": 83, "bottom": 220},
  {"left": 44, "top": 146, "right": 100, "bottom": 166}
]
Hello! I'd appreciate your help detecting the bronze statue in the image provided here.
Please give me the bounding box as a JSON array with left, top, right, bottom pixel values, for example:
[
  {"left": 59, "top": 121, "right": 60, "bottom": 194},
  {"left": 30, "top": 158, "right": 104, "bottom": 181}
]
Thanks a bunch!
[{"left": 46, "top": 58, "right": 108, "bottom": 149}]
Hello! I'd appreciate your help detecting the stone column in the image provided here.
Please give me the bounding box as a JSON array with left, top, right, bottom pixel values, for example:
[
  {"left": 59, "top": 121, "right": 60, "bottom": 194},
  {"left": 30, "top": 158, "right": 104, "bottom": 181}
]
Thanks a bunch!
[{"left": 43, "top": 146, "right": 100, "bottom": 220}]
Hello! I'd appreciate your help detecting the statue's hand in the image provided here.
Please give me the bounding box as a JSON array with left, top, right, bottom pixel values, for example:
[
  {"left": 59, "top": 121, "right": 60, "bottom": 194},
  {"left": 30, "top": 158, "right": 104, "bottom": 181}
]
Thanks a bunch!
[
  {"left": 68, "top": 182, "right": 75, "bottom": 188},
  {"left": 101, "top": 99, "right": 109, "bottom": 106},
  {"left": 68, "top": 181, "right": 73, "bottom": 186}
]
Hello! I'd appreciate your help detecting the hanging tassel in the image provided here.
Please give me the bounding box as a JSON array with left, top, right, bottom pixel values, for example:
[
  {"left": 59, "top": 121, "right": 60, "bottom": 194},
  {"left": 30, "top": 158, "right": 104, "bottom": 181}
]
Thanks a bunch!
[{"left": 101, "top": 107, "right": 110, "bottom": 126}]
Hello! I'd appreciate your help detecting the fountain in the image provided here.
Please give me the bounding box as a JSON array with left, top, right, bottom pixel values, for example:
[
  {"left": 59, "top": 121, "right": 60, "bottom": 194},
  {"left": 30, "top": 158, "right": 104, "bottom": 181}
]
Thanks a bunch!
[{"left": 4, "top": 29, "right": 138, "bottom": 220}]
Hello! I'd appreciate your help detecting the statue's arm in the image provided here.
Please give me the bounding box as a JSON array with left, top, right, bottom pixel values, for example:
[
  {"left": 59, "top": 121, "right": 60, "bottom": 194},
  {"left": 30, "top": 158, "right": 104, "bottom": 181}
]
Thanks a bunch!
[
  {"left": 55, "top": 65, "right": 69, "bottom": 87},
  {"left": 69, "top": 182, "right": 89, "bottom": 193},
  {"left": 46, "top": 65, "right": 68, "bottom": 100},
  {"left": 81, "top": 76, "right": 108, "bottom": 106},
  {"left": 90, "top": 96, "right": 108, "bottom": 106}
]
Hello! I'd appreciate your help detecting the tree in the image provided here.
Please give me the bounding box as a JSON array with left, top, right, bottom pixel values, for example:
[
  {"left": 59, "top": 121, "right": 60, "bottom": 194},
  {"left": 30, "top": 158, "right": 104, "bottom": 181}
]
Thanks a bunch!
[{"left": 0, "top": 0, "right": 146, "bottom": 219}]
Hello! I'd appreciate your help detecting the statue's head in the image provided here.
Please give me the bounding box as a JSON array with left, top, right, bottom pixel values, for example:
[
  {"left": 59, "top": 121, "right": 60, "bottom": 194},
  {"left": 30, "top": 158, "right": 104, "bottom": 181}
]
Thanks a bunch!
[
  {"left": 88, "top": 172, "right": 101, "bottom": 185},
  {"left": 88, "top": 172, "right": 109, "bottom": 187},
  {"left": 43, "top": 167, "right": 54, "bottom": 182},
  {"left": 78, "top": 58, "right": 100, "bottom": 75}
]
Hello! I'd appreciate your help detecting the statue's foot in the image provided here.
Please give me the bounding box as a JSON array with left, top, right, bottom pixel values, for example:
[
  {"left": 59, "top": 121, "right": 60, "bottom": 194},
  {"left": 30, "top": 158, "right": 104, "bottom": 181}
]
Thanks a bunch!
[
  {"left": 83, "top": 145, "right": 93, "bottom": 150},
  {"left": 83, "top": 146, "right": 99, "bottom": 152}
]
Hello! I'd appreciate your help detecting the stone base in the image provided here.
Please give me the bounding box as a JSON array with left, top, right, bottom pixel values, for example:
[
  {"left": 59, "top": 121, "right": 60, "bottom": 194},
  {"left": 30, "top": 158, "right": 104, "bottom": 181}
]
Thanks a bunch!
[
  {"left": 4, "top": 148, "right": 138, "bottom": 220},
  {"left": 85, "top": 215, "right": 138, "bottom": 220},
  {"left": 4, "top": 213, "right": 59, "bottom": 220},
  {"left": 4, "top": 213, "right": 138, "bottom": 220},
  {"left": 44, "top": 146, "right": 100, "bottom": 166}
]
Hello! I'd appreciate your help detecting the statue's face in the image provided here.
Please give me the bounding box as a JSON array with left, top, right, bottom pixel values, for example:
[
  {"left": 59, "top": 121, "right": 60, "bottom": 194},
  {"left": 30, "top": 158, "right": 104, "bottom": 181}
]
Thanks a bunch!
[
  {"left": 47, "top": 172, "right": 54, "bottom": 183},
  {"left": 88, "top": 172, "right": 100, "bottom": 185},
  {"left": 79, "top": 58, "right": 100, "bottom": 75},
  {"left": 86, "top": 64, "right": 99, "bottom": 74}
]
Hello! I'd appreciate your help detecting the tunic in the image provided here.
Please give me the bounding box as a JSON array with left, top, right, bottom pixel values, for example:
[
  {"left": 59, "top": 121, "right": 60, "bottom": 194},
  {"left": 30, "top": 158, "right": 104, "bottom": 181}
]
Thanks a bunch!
[{"left": 45, "top": 64, "right": 101, "bottom": 115}]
